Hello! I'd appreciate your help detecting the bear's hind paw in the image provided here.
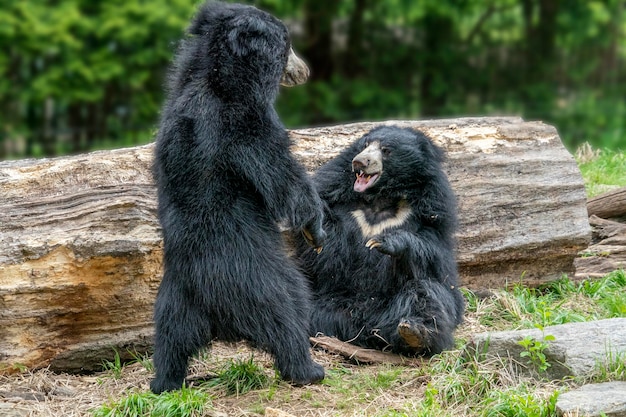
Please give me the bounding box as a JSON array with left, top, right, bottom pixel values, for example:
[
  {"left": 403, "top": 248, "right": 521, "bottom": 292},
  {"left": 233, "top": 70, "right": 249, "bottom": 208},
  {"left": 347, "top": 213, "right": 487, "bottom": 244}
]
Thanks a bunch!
[{"left": 397, "top": 318, "right": 429, "bottom": 349}]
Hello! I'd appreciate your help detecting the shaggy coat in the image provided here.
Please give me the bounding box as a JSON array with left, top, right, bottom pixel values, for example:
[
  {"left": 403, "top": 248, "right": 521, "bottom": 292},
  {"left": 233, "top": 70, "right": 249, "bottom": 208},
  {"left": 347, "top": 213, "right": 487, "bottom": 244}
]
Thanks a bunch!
[
  {"left": 151, "top": 1, "right": 325, "bottom": 394},
  {"left": 296, "top": 126, "right": 464, "bottom": 356}
]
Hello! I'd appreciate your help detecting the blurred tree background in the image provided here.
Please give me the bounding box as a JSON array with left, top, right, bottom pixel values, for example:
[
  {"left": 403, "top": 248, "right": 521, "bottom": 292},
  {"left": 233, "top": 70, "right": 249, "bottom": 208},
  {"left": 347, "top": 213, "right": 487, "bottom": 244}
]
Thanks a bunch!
[{"left": 1, "top": 0, "right": 624, "bottom": 159}]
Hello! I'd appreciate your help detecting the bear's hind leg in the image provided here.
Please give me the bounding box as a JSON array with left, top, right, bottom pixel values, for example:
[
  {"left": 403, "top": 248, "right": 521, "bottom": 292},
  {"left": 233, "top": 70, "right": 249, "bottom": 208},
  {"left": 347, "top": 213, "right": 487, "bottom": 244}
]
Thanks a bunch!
[
  {"left": 309, "top": 297, "right": 365, "bottom": 343},
  {"left": 374, "top": 281, "right": 461, "bottom": 356},
  {"left": 240, "top": 264, "right": 324, "bottom": 385},
  {"left": 397, "top": 317, "right": 430, "bottom": 350},
  {"left": 150, "top": 286, "right": 211, "bottom": 394},
  {"left": 264, "top": 301, "right": 325, "bottom": 385},
  {"left": 273, "top": 340, "right": 325, "bottom": 386}
]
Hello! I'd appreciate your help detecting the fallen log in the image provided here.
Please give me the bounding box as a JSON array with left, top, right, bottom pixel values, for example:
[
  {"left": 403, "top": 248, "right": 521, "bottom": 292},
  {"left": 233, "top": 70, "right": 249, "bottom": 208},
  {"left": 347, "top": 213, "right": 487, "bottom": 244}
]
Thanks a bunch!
[
  {"left": 0, "top": 117, "right": 591, "bottom": 373},
  {"left": 586, "top": 186, "right": 626, "bottom": 220}
]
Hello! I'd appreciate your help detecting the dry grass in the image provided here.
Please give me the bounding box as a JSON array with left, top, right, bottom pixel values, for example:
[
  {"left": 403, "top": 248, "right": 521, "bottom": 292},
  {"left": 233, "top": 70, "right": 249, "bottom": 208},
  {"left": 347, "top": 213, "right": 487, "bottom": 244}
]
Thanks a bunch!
[
  {"left": 0, "top": 319, "right": 541, "bottom": 417},
  {"left": 0, "top": 341, "right": 433, "bottom": 417},
  {"left": 2, "top": 271, "right": 625, "bottom": 416}
]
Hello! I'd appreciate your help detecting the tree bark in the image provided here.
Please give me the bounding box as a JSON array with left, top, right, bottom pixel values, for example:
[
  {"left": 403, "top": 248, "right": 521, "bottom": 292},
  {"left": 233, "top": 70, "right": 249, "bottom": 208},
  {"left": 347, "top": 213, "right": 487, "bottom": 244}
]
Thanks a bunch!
[{"left": 0, "top": 117, "right": 590, "bottom": 373}]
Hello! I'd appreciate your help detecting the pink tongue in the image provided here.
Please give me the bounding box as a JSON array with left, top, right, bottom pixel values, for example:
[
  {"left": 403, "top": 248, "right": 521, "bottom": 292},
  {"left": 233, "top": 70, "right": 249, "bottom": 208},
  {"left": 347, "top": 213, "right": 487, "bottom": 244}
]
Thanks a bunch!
[{"left": 354, "top": 175, "right": 370, "bottom": 192}]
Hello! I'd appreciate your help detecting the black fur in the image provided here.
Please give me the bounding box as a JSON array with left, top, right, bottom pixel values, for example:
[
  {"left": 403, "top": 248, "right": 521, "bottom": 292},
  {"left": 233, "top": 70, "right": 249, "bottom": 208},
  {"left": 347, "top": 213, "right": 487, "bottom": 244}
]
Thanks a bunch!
[
  {"left": 296, "top": 126, "right": 464, "bottom": 356},
  {"left": 151, "top": 1, "right": 325, "bottom": 394}
]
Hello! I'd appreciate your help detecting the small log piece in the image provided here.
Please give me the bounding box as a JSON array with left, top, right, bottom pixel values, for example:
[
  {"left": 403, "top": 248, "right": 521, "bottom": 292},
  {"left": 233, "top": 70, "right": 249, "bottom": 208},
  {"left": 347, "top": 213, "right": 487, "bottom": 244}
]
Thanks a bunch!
[
  {"left": 0, "top": 117, "right": 591, "bottom": 373},
  {"left": 586, "top": 186, "right": 626, "bottom": 220}
]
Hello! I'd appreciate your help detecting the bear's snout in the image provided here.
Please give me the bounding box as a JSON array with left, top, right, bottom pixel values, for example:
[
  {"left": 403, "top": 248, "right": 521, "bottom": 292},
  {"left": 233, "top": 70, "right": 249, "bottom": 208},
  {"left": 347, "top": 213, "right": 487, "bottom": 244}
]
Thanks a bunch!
[
  {"left": 352, "top": 141, "right": 382, "bottom": 174},
  {"left": 280, "top": 47, "right": 310, "bottom": 87}
]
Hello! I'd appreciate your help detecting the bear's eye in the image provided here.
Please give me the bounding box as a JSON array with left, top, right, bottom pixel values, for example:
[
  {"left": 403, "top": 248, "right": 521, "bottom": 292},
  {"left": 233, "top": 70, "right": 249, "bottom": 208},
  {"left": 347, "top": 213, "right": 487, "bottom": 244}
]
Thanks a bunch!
[{"left": 381, "top": 147, "right": 391, "bottom": 156}]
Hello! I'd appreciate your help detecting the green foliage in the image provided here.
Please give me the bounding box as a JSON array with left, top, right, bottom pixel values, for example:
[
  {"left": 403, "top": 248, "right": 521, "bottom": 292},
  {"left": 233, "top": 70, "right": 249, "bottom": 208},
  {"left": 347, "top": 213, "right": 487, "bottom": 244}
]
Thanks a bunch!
[
  {"left": 554, "top": 93, "right": 626, "bottom": 151},
  {"left": 425, "top": 344, "right": 503, "bottom": 412},
  {"left": 92, "top": 386, "right": 210, "bottom": 417},
  {"left": 0, "top": 0, "right": 197, "bottom": 156},
  {"left": 370, "top": 369, "right": 403, "bottom": 390},
  {"left": 468, "top": 271, "right": 626, "bottom": 332},
  {"left": 483, "top": 387, "right": 559, "bottom": 417},
  {"left": 517, "top": 328, "right": 555, "bottom": 374},
  {"left": 102, "top": 350, "right": 124, "bottom": 379},
  {"left": 416, "top": 340, "right": 559, "bottom": 416},
  {"left": 101, "top": 348, "right": 156, "bottom": 378},
  {"left": 1, "top": 0, "right": 624, "bottom": 158},
  {"left": 127, "top": 348, "right": 155, "bottom": 372},
  {"left": 578, "top": 149, "right": 626, "bottom": 197},
  {"left": 590, "top": 349, "right": 626, "bottom": 382}
]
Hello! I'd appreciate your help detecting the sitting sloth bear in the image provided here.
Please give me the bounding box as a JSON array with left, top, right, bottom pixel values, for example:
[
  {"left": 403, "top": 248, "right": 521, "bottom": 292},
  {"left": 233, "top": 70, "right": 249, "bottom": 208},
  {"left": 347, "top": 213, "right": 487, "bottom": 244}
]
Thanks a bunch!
[
  {"left": 296, "top": 126, "right": 465, "bottom": 356},
  {"left": 151, "top": 1, "right": 326, "bottom": 394}
]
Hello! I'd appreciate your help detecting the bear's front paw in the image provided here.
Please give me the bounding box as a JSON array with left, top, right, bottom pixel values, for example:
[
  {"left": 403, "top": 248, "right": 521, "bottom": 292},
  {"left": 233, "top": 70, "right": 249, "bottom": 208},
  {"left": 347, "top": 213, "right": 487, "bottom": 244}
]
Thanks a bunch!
[
  {"left": 365, "top": 235, "right": 397, "bottom": 256},
  {"left": 302, "top": 225, "right": 326, "bottom": 253}
]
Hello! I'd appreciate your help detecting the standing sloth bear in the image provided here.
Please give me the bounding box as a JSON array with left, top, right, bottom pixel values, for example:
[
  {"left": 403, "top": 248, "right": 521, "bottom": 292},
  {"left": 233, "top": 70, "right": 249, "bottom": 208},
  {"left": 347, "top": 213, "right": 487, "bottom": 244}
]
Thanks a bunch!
[
  {"left": 151, "top": 1, "right": 326, "bottom": 394},
  {"left": 296, "top": 126, "right": 465, "bottom": 356}
]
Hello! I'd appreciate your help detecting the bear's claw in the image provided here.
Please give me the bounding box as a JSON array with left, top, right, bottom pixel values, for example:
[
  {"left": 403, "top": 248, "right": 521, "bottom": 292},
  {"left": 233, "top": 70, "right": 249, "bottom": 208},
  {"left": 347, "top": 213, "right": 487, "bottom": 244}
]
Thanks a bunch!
[{"left": 365, "top": 238, "right": 381, "bottom": 250}]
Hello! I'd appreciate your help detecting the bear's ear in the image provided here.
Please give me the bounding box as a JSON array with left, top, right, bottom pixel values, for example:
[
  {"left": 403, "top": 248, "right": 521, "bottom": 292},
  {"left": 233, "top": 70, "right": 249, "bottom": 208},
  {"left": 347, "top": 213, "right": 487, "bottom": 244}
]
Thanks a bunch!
[
  {"left": 416, "top": 132, "right": 445, "bottom": 163},
  {"left": 189, "top": 1, "right": 234, "bottom": 37},
  {"left": 226, "top": 13, "right": 287, "bottom": 57}
]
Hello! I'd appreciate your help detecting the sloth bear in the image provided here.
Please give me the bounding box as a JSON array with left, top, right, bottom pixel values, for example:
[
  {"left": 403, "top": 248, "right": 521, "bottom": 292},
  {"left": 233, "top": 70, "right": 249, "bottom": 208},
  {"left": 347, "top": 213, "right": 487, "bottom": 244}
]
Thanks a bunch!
[
  {"left": 151, "top": 1, "right": 326, "bottom": 394},
  {"left": 296, "top": 126, "right": 465, "bottom": 356}
]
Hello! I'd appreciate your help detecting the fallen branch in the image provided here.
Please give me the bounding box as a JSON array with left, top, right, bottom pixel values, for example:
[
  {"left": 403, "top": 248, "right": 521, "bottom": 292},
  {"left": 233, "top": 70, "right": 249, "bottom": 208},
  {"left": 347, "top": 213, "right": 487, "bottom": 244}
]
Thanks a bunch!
[{"left": 310, "top": 336, "right": 422, "bottom": 366}]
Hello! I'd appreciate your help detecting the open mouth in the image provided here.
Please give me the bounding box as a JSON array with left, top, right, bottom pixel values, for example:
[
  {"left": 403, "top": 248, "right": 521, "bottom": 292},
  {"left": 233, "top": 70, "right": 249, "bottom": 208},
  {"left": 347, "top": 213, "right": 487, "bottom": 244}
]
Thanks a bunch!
[{"left": 354, "top": 170, "right": 380, "bottom": 192}]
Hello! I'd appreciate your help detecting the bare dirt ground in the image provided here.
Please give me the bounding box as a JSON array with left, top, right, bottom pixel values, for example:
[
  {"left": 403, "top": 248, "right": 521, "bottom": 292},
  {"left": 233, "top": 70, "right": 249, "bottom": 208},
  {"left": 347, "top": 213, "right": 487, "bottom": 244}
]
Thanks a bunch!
[
  {"left": 0, "top": 341, "right": 430, "bottom": 417},
  {"left": 0, "top": 314, "right": 490, "bottom": 417},
  {"left": 0, "top": 337, "right": 445, "bottom": 417}
]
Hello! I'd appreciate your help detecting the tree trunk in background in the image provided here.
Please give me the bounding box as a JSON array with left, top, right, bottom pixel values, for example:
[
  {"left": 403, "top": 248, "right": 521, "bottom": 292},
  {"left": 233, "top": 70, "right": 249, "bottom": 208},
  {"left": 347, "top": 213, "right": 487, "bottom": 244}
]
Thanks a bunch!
[
  {"left": 420, "top": 12, "right": 456, "bottom": 116},
  {"left": 342, "top": 0, "right": 368, "bottom": 78},
  {"left": 86, "top": 102, "right": 98, "bottom": 151},
  {"left": 520, "top": 0, "right": 560, "bottom": 115},
  {"left": 68, "top": 102, "right": 82, "bottom": 154},
  {"left": 0, "top": 117, "right": 590, "bottom": 374},
  {"left": 302, "top": 0, "right": 338, "bottom": 82}
]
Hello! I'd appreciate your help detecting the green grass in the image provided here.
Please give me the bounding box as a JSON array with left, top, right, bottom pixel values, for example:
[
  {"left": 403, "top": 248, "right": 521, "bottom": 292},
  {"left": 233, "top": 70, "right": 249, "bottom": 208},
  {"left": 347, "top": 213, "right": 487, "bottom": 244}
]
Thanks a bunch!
[
  {"left": 101, "top": 350, "right": 124, "bottom": 379},
  {"left": 203, "top": 355, "right": 273, "bottom": 396},
  {"left": 577, "top": 146, "right": 626, "bottom": 197},
  {"left": 93, "top": 386, "right": 210, "bottom": 417},
  {"left": 591, "top": 349, "right": 626, "bottom": 382},
  {"left": 469, "top": 271, "right": 626, "bottom": 332}
]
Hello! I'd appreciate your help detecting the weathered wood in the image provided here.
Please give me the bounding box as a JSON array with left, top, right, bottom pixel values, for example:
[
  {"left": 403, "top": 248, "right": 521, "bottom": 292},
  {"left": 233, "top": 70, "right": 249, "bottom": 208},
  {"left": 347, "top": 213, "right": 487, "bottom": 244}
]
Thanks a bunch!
[
  {"left": 588, "top": 215, "right": 626, "bottom": 243},
  {"left": 0, "top": 147, "right": 159, "bottom": 373},
  {"left": 309, "top": 336, "right": 421, "bottom": 366},
  {"left": 586, "top": 186, "right": 626, "bottom": 220},
  {"left": 0, "top": 117, "right": 591, "bottom": 373},
  {"left": 574, "top": 215, "right": 626, "bottom": 278}
]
